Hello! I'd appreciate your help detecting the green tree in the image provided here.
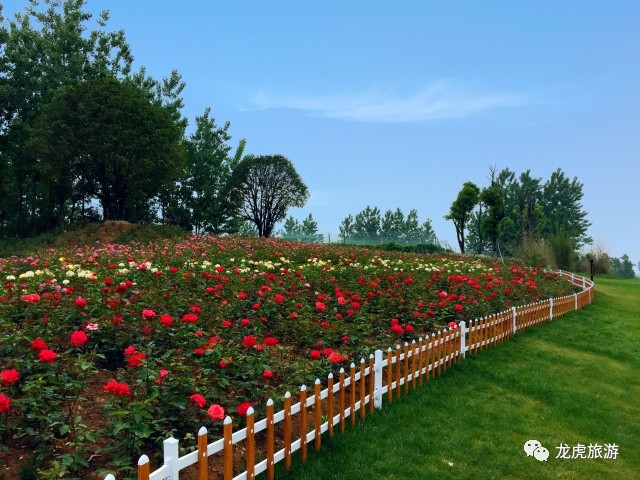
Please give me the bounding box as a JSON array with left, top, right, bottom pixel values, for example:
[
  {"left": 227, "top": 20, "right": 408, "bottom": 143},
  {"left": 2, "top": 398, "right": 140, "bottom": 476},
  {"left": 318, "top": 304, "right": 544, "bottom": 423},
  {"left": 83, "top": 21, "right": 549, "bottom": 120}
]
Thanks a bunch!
[
  {"left": 181, "top": 108, "right": 244, "bottom": 234},
  {"left": 32, "top": 77, "right": 186, "bottom": 222},
  {"left": 225, "top": 154, "right": 309, "bottom": 237},
  {"left": 353, "top": 206, "right": 381, "bottom": 242},
  {"left": 0, "top": 0, "right": 133, "bottom": 236},
  {"left": 380, "top": 208, "right": 405, "bottom": 242},
  {"left": 339, "top": 214, "right": 355, "bottom": 242},
  {"left": 541, "top": 168, "right": 592, "bottom": 248},
  {"left": 300, "top": 213, "right": 324, "bottom": 242},
  {"left": 445, "top": 182, "right": 480, "bottom": 254},
  {"left": 611, "top": 254, "right": 636, "bottom": 279}
]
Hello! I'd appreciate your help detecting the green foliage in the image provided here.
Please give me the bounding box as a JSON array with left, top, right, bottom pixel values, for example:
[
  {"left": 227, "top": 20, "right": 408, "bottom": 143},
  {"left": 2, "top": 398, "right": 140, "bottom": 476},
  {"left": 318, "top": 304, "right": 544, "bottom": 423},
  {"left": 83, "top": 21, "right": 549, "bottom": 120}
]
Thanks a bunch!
[
  {"left": 611, "top": 254, "right": 636, "bottom": 279},
  {"left": 175, "top": 108, "right": 244, "bottom": 234},
  {"left": 445, "top": 181, "right": 480, "bottom": 253},
  {"left": 464, "top": 167, "right": 592, "bottom": 265},
  {"left": 31, "top": 76, "right": 186, "bottom": 223},
  {"left": 549, "top": 232, "right": 575, "bottom": 270},
  {"left": 279, "top": 214, "right": 324, "bottom": 242},
  {"left": 225, "top": 154, "right": 309, "bottom": 237},
  {"left": 0, "top": 0, "right": 134, "bottom": 237},
  {"left": 339, "top": 207, "right": 437, "bottom": 246}
]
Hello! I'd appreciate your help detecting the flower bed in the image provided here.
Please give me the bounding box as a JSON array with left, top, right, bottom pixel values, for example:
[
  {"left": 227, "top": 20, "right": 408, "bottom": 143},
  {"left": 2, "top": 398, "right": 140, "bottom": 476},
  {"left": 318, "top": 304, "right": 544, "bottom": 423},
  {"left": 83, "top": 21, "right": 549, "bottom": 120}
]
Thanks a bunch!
[{"left": 0, "top": 235, "right": 575, "bottom": 478}]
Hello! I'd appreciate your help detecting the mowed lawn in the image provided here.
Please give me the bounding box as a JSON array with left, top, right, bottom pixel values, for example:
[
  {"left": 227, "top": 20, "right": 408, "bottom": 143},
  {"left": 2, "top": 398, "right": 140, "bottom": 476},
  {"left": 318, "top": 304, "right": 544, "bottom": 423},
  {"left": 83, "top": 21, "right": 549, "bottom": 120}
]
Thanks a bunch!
[{"left": 272, "top": 276, "right": 640, "bottom": 480}]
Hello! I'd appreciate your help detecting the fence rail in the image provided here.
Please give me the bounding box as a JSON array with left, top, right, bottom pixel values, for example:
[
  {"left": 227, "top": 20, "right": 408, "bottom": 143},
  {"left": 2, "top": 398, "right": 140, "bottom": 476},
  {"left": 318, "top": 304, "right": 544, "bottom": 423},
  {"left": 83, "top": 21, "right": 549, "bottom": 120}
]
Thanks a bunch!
[{"left": 103, "top": 270, "right": 594, "bottom": 480}]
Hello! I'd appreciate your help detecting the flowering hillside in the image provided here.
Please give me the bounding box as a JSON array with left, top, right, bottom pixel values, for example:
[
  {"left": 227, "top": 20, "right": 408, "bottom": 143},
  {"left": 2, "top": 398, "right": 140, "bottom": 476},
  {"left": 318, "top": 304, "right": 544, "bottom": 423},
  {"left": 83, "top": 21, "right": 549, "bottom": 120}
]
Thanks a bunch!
[{"left": 0, "top": 235, "right": 575, "bottom": 477}]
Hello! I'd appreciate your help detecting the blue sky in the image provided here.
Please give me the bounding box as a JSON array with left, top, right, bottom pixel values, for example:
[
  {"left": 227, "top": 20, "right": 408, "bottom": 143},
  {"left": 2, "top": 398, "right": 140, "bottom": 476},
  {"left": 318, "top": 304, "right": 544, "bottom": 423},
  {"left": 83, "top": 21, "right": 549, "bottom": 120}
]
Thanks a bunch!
[{"left": 5, "top": 1, "right": 640, "bottom": 268}]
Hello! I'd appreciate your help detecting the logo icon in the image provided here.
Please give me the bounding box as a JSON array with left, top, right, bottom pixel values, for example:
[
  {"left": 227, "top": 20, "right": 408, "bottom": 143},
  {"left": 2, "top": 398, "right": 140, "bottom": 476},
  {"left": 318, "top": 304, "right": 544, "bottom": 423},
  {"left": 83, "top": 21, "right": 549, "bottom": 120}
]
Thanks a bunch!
[{"left": 524, "top": 440, "right": 549, "bottom": 462}]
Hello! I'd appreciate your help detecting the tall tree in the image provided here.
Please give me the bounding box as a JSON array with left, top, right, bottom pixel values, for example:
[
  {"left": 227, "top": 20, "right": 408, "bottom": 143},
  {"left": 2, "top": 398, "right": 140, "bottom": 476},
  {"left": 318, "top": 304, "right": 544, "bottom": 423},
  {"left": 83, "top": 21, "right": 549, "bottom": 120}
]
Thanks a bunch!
[
  {"left": 339, "top": 214, "right": 355, "bottom": 243},
  {"left": 445, "top": 182, "right": 480, "bottom": 253},
  {"left": 300, "top": 213, "right": 323, "bottom": 242},
  {"left": 380, "top": 208, "right": 404, "bottom": 242},
  {"left": 32, "top": 77, "right": 185, "bottom": 222},
  {"left": 353, "top": 205, "right": 381, "bottom": 242},
  {"left": 225, "top": 154, "right": 309, "bottom": 237},
  {"left": 0, "top": 0, "right": 133, "bottom": 235},
  {"left": 181, "top": 108, "right": 243, "bottom": 234},
  {"left": 541, "top": 168, "right": 592, "bottom": 248}
]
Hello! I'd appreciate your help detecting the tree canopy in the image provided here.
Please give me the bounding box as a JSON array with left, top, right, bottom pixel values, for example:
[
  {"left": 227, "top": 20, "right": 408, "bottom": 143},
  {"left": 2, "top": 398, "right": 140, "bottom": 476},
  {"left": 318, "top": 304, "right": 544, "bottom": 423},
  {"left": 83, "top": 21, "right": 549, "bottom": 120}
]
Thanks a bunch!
[
  {"left": 32, "top": 76, "right": 185, "bottom": 223},
  {"left": 225, "top": 154, "right": 309, "bottom": 237},
  {"left": 445, "top": 181, "right": 480, "bottom": 254}
]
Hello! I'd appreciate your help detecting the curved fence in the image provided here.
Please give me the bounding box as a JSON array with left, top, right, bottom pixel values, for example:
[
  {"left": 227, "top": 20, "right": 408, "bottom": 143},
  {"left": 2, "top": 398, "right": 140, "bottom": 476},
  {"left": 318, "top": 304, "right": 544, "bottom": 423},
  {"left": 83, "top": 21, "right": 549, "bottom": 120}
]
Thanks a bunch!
[{"left": 103, "top": 270, "right": 594, "bottom": 480}]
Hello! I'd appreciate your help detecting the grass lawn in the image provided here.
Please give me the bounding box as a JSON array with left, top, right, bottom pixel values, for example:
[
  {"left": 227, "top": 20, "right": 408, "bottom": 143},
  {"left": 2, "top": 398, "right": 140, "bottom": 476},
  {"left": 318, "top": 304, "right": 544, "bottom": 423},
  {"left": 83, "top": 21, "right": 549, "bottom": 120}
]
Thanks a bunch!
[{"left": 272, "top": 276, "right": 640, "bottom": 480}]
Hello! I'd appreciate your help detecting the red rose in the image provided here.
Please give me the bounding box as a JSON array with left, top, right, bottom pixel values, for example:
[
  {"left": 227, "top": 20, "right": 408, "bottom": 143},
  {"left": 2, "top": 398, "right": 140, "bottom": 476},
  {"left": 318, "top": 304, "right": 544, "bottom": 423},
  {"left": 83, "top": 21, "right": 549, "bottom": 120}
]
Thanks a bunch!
[
  {"left": 208, "top": 404, "right": 225, "bottom": 420},
  {"left": 390, "top": 324, "right": 404, "bottom": 335},
  {"left": 74, "top": 297, "right": 87, "bottom": 308},
  {"left": 221, "top": 320, "right": 232, "bottom": 328},
  {"left": 237, "top": 291, "right": 247, "bottom": 300},
  {"left": 159, "top": 314, "right": 173, "bottom": 327},
  {"left": 236, "top": 401, "right": 252, "bottom": 416},
  {"left": 21, "top": 293, "right": 41, "bottom": 303},
  {"left": 30, "top": 338, "right": 47, "bottom": 351},
  {"left": 241, "top": 335, "right": 256, "bottom": 348},
  {"left": 0, "top": 394, "right": 11, "bottom": 412},
  {"left": 189, "top": 393, "right": 206, "bottom": 408},
  {"left": 70, "top": 330, "right": 88, "bottom": 347},
  {"left": 156, "top": 369, "right": 168, "bottom": 384},
  {"left": 0, "top": 369, "right": 19, "bottom": 386},
  {"left": 264, "top": 336, "right": 278, "bottom": 347},
  {"left": 315, "top": 301, "right": 326, "bottom": 312},
  {"left": 103, "top": 380, "right": 131, "bottom": 396},
  {"left": 182, "top": 313, "right": 198, "bottom": 323},
  {"left": 310, "top": 349, "right": 321, "bottom": 360},
  {"left": 454, "top": 304, "right": 463, "bottom": 312},
  {"left": 127, "top": 352, "right": 146, "bottom": 367},
  {"left": 124, "top": 345, "right": 136, "bottom": 356},
  {"left": 141, "top": 309, "right": 156, "bottom": 319},
  {"left": 262, "top": 369, "right": 274, "bottom": 379},
  {"left": 273, "top": 294, "right": 284, "bottom": 304},
  {"left": 38, "top": 349, "right": 57, "bottom": 363}
]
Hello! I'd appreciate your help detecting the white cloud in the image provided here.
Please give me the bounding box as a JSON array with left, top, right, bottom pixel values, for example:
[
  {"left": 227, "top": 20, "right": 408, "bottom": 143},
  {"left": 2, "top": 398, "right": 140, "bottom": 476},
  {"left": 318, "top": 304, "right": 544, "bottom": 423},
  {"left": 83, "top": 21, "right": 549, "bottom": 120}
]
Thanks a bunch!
[{"left": 247, "top": 81, "right": 533, "bottom": 123}]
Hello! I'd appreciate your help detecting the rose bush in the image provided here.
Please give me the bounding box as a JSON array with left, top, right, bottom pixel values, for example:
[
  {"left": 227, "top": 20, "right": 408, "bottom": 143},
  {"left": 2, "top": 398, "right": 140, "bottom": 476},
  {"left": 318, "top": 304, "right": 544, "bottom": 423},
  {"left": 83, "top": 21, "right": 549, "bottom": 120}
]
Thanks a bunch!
[{"left": 0, "top": 235, "right": 575, "bottom": 477}]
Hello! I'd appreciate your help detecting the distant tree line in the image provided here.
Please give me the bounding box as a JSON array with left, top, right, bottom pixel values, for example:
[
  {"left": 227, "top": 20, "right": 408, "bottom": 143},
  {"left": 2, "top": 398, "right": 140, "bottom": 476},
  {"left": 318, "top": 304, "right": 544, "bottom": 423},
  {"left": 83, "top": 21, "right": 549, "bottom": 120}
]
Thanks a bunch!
[
  {"left": 0, "top": 1, "right": 307, "bottom": 240},
  {"left": 338, "top": 206, "right": 437, "bottom": 245},
  {"left": 446, "top": 166, "right": 592, "bottom": 267}
]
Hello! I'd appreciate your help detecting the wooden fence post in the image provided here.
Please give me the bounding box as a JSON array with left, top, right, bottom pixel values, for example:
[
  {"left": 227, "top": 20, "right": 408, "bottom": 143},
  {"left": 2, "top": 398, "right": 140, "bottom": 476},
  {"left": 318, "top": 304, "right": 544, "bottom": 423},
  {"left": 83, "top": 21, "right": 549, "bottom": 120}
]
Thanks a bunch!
[
  {"left": 339, "top": 368, "right": 346, "bottom": 431},
  {"left": 163, "top": 436, "right": 179, "bottom": 480},
  {"left": 284, "top": 392, "right": 292, "bottom": 470},
  {"left": 138, "top": 455, "right": 150, "bottom": 480},
  {"left": 223, "top": 416, "right": 233, "bottom": 480},
  {"left": 197, "top": 426, "right": 208, "bottom": 480},
  {"left": 314, "top": 379, "right": 322, "bottom": 451},
  {"left": 327, "top": 374, "right": 334, "bottom": 437},
  {"left": 550, "top": 298, "right": 554, "bottom": 320},
  {"left": 349, "top": 363, "right": 356, "bottom": 427},
  {"left": 246, "top": 408, "right": 255, "bottom": 480},
  {"left": 374, "top": 349, "right": 383, "bottom": 409},
  {"left": 300, "top": 386, "right": 308, "bottom": 461},
  {"left": 459, "top": 321, "right": 466, "bottom": 359},
  {"left": 266, "top": 399, "right": 275, "bottom": 480}
]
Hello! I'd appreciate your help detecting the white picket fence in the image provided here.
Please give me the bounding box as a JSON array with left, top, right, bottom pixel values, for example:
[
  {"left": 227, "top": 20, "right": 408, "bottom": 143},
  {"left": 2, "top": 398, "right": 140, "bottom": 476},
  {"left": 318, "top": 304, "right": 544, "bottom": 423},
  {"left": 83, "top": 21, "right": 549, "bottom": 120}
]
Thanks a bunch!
[{"left": 103, "top": 269, "right": 594, "bottom": 480}]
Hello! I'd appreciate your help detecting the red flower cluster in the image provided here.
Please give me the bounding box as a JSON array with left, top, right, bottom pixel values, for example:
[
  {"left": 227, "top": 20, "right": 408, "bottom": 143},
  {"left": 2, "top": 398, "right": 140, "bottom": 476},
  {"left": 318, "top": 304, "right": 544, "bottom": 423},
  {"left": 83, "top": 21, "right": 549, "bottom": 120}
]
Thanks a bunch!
[
  {"left": 70, "top": 330, "right": 88, "bottom": 347},
  {"left": 1, "top": 369, "right": 19, "bottom": 386},
  {"left": 103, "top": 380, "right": 131, "bottom": 396},
  {"left": 0, "top": 394, "right": 11, "bottom": 412}
]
